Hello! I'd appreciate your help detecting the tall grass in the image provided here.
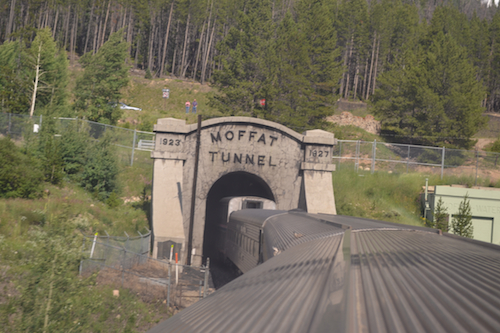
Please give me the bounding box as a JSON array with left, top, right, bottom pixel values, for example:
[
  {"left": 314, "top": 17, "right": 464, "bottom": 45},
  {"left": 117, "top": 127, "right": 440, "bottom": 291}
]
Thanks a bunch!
[
  {"left": 332, "top": 169, "right": 497, "bottom": 226},
  {"left": 333, "top": 169, "right": 425, "bottom": 225},
  {"left": 0, "top": 183, "right": 150, "bottom": 240}
]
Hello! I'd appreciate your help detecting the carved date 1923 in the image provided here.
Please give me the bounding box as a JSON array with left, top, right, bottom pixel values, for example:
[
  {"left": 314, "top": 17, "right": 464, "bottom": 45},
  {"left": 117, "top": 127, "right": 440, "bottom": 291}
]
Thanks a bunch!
[{"left": 160, "top": 138, "right": 181, "bottom": 146}]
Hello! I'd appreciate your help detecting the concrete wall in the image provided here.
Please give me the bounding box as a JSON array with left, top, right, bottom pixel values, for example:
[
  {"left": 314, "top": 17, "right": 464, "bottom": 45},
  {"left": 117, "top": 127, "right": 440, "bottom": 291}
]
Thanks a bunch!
[
  {"left": 151, "top": 117, "right": 337, "bottom": 265},
  {"left": 431, "top": 185, "right": 500, "bottom": 244}
]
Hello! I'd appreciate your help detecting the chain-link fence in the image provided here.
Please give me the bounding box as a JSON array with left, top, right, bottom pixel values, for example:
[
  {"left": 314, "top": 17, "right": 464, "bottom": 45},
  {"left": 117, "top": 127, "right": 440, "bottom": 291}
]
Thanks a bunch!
[
  {"left": 0, "top": 112, "right": 43, "bottom": 140},
  {"left": 57, "top": 118, "right": 155, "bottom": 167},
  {"left": 333, "top": 140, "right": 500, "bottom": 181},
  {"left": 79, "top": 230, "right": 151, "bottom": 272},
  {"left": 79, "top": 231, "right": 212, "bottom": 310},
  {"left": 0, "top": 113, "right": 155, "bottom": 166},
  {"left": 5, "top": 112, "right": 500, "bottom": 180}
]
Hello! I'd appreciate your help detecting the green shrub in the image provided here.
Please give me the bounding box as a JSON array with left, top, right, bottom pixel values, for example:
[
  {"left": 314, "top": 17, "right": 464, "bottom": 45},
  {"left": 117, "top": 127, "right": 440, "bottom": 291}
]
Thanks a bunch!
[
  {"left": 451, "top": 194, "right": 474, "bottom": 238},
  {"left": 417, "top": 148, "right": 466, "bottom": 167},
  {"left": 80, "top": 137, "right": 119, "bottom": 201},
  {"left": 0, "top": 137, "right": 44, "bottom": 199},
  {"left": 58, "top": 125, "right": 89, "bottom": 176},
  {"left": 417, "top": 149, "right": 442, "bottom": 164},
  {"left": 106, "top": 191, "right": 123, "bottom": 208}
]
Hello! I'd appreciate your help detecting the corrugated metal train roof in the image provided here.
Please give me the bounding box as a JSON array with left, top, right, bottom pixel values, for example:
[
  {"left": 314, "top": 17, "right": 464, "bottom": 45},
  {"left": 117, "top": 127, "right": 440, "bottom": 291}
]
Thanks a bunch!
[
  {"left": 148, "top": 214, "right": 500, "bottom": 333},
  {"left": 351, "top": 229, "right": 500, "bottom": 333}
]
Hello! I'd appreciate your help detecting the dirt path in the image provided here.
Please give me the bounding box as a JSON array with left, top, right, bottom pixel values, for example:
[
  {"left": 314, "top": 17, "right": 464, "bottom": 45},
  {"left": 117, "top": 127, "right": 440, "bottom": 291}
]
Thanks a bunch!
[{"left": 475, "top": 138, "right": 495, "bottom": 151}]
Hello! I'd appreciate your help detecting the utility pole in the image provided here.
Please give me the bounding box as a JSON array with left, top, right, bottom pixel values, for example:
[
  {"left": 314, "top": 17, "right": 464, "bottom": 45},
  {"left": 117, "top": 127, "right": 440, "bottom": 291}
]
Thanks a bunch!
[{"left": 187, "top": 115, "right": 202, "bottom": 266}]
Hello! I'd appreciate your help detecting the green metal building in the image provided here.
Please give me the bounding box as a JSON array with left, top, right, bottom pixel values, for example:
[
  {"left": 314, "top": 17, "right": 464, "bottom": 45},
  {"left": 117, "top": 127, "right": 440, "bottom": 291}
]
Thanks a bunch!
[{"left": 427, "top": 185, "right": 500, "bottom": 245}]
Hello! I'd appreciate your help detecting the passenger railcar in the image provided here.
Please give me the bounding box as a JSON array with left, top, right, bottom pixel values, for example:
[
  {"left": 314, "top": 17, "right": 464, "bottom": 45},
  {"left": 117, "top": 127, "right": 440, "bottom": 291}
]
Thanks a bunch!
[
  {"left": 215, "top": 197, "right": 275, "bottom": 268},
  {"left": 225, "top": 208, "right": 346, "bottom": 274},
  {"left": 149, "top": 211, "right": 500, "bottom": 333}
]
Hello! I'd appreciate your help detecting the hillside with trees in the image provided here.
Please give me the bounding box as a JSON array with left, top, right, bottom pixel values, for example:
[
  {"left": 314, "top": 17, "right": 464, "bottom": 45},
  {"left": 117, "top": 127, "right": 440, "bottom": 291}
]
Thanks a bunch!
[{"left": 1, "top": 0, "right": 500, "bottom": 146}]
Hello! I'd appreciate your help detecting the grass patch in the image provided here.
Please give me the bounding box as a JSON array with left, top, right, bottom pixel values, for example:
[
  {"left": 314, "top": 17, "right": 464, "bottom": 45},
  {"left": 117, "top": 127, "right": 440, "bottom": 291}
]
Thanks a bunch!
[
  {"left": 0, "top": 182, "right": 149, "bottom": 239},
  {"left": 327, "top": 123, "right": 380, "bottom": 141},
  {"left": 119, "top": 76, "right": 223, "bottom": 130},
  {"left": 333, "top": 169, "right": 425, "bottom": 225},
  {"left": 332, "top": 169, "right": 498, "bottom": 226}
]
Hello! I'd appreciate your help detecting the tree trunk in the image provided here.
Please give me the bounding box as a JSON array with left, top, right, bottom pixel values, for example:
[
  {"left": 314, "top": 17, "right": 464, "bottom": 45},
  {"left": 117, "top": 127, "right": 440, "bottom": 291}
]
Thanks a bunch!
[
  {"left": 372, "top": 37, "right": 381, "bottom": 95},
  {"left": 201, "top": 10, "right": 212, "bottom": 75},
  {"left": 42, "top": 3, "right": 49, "bottom": 29},
  {"left": 362, "top": 57, "right": 368, "bottom": 100},
  {"left": 181, "top": 33, "right": 191, "bottom": 77},
  {"left": 93, "top": 15, "right": 100, "bottom": 53},
  {"left": 339, "top": 36, "right": 351, "bottom": 98},
  {"left": 366, "top": 32, "right": 377, "bottom": 100},
  {"left": 344, "top": 37, "right": 354, "bottom": 100},
  {"left": 171, "top": 20, "right": 180, "bottom": 76},
  {"left": 63, "top": 6, "right": 71, "bottom": 48},
  {"left": 37, "top": 2, "right": 44, "bottom": 28},
  {"left": 201, "top": 18, "right": 216, "bottom": 85},
  {"left": 30, "top": 43, "right": 42, "bottom": 118},
  {"left": 70, "top": 12, "right": 78, "bottom": 65},
  {"left": 160, "top": 1, "right": 174, "bottom": 77},
  {"left": 109, "top": 9, "right": 116, "bottom": 36},
  {"left": 120, "top": 6, "right": 127, "bottom": 30},
  {"left": 209, "top": 39, "right": 216, "bottom": 80},
  {"left": 126, "top": 10, "right": 134, "bottom": 56},
  {"left": 84, "top": 1, "right": 95, "bottom": 54},
  {"left": 153, "top": 25, "right": 160, "bottom": 74},
  {"left": 134, "top": 29, "right": 141, "bottom": 68},
  {"left": 100, "top": 0, "right": 111, "bottom": 48},
  {"left": 353, "top": 56, "right": 360, "bottom": 100},
  {"left": 147, "top": 14, "right": 156, "bottom": 72},
  {"left": 23, "top": 3, "right": 30, "bottom": 28},
  {"left": 5, "top": 0, "right": 16, "bottom": 39},
  {"left": 192, "top": 19, "right": 206, "bottom": 81},
  {"left": 180, "top": 13, "right": 190, "bottom": 78},
  {"left": 52, "top": 8, "right": 59, "bottom": 38}
]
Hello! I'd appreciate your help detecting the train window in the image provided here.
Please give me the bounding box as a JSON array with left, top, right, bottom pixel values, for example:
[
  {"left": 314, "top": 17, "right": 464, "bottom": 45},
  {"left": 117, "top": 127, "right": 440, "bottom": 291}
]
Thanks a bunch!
[{"left": 243, "top": 200, "right": 263, "bottom": 209}]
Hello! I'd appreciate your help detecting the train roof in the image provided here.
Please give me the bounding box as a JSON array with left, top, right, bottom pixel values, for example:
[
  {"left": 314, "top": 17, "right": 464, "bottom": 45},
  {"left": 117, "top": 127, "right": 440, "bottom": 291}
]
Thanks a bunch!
[
  {"left": 148, "top": 213, "right": 500, "bottom": 333},
  {"left": 228, "top": 209, "right": 288, "bottom": 227}
]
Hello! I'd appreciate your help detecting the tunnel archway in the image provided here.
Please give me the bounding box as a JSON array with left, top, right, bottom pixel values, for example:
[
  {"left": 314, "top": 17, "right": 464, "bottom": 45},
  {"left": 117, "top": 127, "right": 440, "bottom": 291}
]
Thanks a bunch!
[
  {"left": 203, "top": 171, "right": 275, "bottom": 262},
  {"left": 151, "top": 117, "right": 337, "bottom": 265}
]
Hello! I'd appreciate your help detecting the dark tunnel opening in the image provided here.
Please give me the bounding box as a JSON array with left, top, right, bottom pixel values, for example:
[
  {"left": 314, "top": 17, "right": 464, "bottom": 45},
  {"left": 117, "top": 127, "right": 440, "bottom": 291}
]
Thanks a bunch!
[{"left": 203, "top": 171, "right": 274, "bottom": 265}]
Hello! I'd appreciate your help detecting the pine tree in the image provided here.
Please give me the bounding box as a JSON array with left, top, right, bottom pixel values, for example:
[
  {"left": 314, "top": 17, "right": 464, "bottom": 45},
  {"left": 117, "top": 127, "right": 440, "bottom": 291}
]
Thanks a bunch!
[
  {"left": 80, "top": 136, "right": 119, "bottom": 201},
  {"left": 487, "top": 11, "right": 500, "bottom": 112},
  {"left": 74, "top": 29, "right": 129, "bottom": 124},
  {"left": 451, "top": 194, "right": 474, "bottom": 238},
  {"left": 296, "top": 0, "right": 342, "bottom": 104},
  {"left": 489, "top": 137, "right": 500, "bottom": 166},
  {"left": 0, "top": 40, "right": 31, "bottom": 113},
  {"left": 0, "top": 28, "right": 68, "bottom": 115},
  {"left": 372, "top": 29, "right": 486, "bottom": 148},
  {"left": 265, "top": 12, "right": 313, "bottom": 128},
  {"left": 434, "top": 197, "right": 449, "bottom": 232},
  {"left": 209, "top": 0, "right": 274, "bottom": 116},
  {"left": 26, "top": 28, "right": 69, "bottom": 117}
]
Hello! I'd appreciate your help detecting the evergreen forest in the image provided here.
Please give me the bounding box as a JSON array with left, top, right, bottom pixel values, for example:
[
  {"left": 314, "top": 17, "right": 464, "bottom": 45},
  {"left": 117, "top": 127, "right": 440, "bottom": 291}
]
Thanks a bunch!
[{"left": 2, "top": 0, "right": 500, "bottom": 147}]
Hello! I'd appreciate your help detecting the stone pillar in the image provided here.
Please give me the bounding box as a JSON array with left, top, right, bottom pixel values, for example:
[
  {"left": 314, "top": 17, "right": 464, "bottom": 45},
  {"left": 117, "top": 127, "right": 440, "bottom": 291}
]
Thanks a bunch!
[
  {"left": 301, "top": 130, "right": 337, "bottom": 214},
  {"left": 151, "top": 118, "right": 188, "bottom": 260}
]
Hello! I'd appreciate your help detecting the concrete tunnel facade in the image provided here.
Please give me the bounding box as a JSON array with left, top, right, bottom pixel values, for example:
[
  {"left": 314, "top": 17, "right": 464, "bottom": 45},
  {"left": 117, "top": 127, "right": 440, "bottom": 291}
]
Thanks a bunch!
[{"left": 150, "top": 117, "right": 337, "bottom": 266}]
